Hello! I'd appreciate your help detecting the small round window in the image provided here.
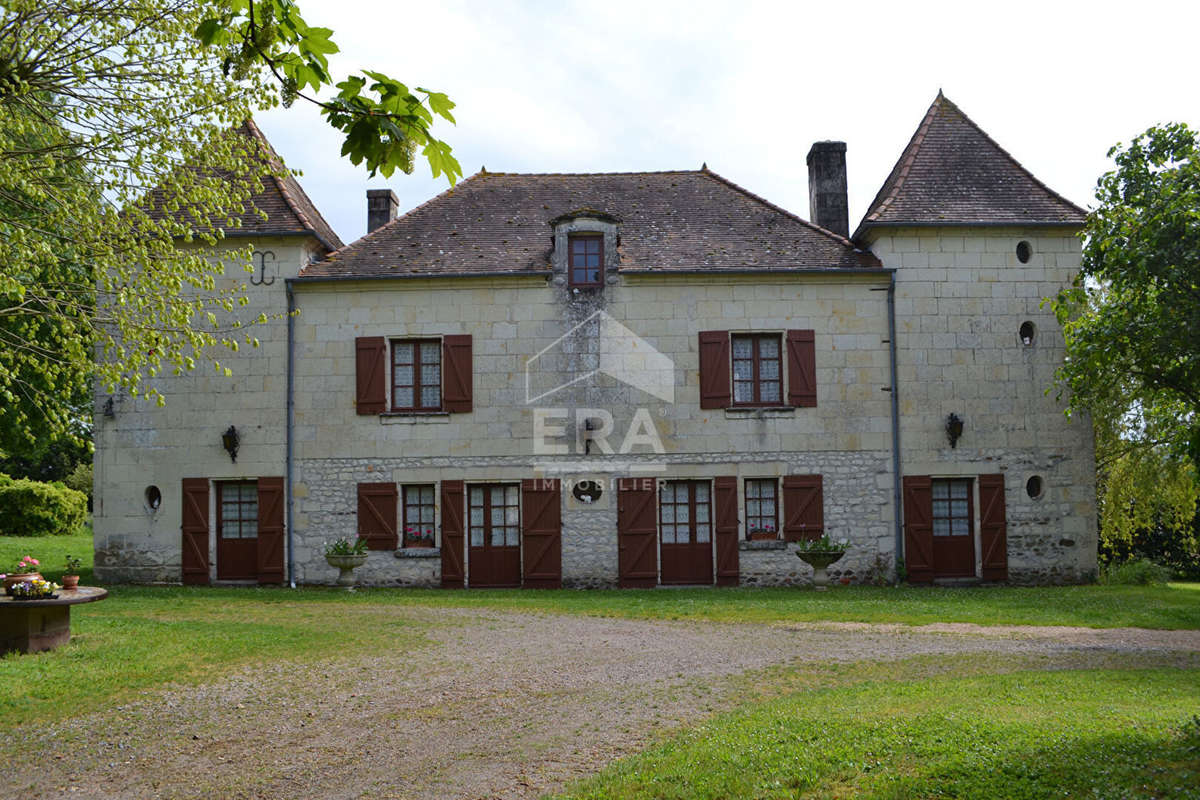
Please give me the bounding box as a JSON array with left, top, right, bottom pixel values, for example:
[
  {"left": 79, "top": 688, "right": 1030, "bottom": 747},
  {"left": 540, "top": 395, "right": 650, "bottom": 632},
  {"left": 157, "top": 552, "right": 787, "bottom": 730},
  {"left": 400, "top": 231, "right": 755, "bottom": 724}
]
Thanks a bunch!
[
  {"left": 145, "top": 485, "right": 162, "bottom": 511},
  {"left": 572, "top": 480, "right": 603, "bottom": 504},
  {"left": 1025, "top": 476, "right": 1044, "bottom": 500},
  {"left": 1016, "top": 241, "right": 1032, "bottom": 264},
  {"left": 1019, "top": 321, "right": 1036, "bottom": 346}
]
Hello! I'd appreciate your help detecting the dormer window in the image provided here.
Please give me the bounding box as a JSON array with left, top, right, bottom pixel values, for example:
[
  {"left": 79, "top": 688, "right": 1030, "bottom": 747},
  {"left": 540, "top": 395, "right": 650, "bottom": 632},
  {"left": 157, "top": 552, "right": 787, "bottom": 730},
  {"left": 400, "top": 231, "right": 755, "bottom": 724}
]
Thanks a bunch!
[{"left": 568, "top": 234, "right": 603, "bottom": 287}]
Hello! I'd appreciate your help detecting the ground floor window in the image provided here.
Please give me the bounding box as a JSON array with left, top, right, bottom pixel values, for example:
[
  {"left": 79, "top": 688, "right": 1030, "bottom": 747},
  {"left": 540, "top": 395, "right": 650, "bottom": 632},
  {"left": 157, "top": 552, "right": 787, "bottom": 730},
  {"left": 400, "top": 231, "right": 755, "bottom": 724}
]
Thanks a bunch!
[
  {"left": 744, "top": 478, "right": 778, "bottom": 539},
  {"left": 469, "top": 484, "right": 520, "bottom": 547},
  {"left": 218, "top": 482, "right": 258, "bottom": 539},
  {"left": 402, "top": 484, "right": 436, "bottom": 547},
  {"left": 932, "top": 479, "right": 972, "bottom": 537}
]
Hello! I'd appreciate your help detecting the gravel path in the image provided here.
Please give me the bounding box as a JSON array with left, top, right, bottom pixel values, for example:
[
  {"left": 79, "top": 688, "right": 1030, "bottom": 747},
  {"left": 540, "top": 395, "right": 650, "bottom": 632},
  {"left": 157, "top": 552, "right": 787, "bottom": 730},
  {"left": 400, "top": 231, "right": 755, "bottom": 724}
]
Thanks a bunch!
[{"left": 23, "top": 609, "right": 1200, "bottom": 799}]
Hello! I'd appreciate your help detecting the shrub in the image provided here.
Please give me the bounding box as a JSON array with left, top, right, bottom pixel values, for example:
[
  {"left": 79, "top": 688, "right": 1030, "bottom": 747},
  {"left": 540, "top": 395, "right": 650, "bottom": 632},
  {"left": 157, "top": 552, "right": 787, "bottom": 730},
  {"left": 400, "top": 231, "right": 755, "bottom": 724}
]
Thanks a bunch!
[
  {"left": 63, "top": 462, "right": 92, "bottom": 499},
  {"left": 0, "top": 474, "right": 88, "bottom": 537},
  {"left": 1098, "top": 558, "right": 1172, "bottom": 586}
]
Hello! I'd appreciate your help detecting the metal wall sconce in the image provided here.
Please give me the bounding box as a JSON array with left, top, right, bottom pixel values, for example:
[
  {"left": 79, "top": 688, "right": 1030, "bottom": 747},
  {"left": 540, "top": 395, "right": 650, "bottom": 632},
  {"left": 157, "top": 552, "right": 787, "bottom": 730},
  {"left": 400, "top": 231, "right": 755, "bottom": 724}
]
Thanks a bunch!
[
  {"left": 221, "top": 425, "right": 240, "bottom": 463},
  {"left": 102, "top": 397, "right": 115, "bottom": 418},
  {"left": 946, "top": 413, "right": 964, "bottom": 449}
]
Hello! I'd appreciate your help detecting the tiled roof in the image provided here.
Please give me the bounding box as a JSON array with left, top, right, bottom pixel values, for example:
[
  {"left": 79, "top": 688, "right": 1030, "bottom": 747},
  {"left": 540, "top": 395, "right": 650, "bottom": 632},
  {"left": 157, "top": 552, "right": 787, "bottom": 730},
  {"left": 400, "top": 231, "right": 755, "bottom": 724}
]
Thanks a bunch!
[
  {"left": 300, "top": 168, "right": 879, "bottom": 279},
  {"left": 854, "top": 92, "right": 1086, "bottom": 240}
]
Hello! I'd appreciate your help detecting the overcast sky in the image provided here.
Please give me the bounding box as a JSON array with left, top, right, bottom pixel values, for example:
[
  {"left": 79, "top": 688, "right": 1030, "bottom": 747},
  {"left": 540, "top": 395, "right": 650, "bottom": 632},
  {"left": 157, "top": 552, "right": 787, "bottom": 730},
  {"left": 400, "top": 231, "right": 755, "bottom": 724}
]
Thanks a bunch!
[{"left": 257, "top": 0, "right": 1200, "bottom": 246}]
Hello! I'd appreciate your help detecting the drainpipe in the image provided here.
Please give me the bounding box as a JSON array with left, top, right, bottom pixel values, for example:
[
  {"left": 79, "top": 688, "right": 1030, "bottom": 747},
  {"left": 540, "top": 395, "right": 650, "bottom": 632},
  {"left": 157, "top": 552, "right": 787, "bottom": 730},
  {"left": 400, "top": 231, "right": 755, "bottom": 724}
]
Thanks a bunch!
[
  {"left": 886, "top": 273, "right": 904, "bottom": 584},
  {"left": 286, "top": 279, "right": 297, "bottom": 589}
]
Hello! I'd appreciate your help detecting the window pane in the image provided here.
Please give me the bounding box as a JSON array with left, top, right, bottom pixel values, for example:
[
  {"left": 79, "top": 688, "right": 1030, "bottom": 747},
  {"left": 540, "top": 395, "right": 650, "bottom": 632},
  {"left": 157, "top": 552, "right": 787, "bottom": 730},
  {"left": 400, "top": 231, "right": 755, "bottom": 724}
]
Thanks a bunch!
[
  {"left": 746, "top": 481, "right": 761, "bottom": 500},
  {"left": 420, "top": 342, "right": 440, "bottom": 364},
  {"left": 394, "top": 365, "right": 413, "bottom": 386},
  {"left": 470, "top": 507, "right": 483, "bottom": 527},
  {"left": 760, "top": 337, "right": 780, "bottom": 358},
  {"left": 419, "top": 486, "right": 433, "bottom": 503},
  {"left": 733, "top": 360, "right": 753, "bottom": 380},
  {"left": 933, "top": 500, "right": 949, "bottom": 518},
  {"left": 491, "top": 527, "right": 505, "bottom": 547},
  {"left": 394, "top": 386, "right": 414, "bottom": 408},
  {"left": 676, "top": 504, "right": 689, "bottom": 524},
  {"left": 506, "top": 506, "right": 519, "bottom": 525},
  {"left": 732, "top": 337, "right": 753, "bottom": 359},
  {"left": 420, "top": 507, "right": 434, "bottom": 524},
  {"left": 696, "top": 524, "right": 710, "bottom": 543},
  {"left": 696, "top": 483, "right": 709, "bottom": 502},
  {"left": 696, "top": 503, "right": 709, "bottom": 523},
  {"left": 762, "top": 499, "right": 776, "bottom": 516},
  {"left": 470, "top": 526, "right": 483, "bottom": 547},
  {"left": 421, "top": 386, "right": 441, "bottom": 408},
  {"left": 933, "top": 519, "right": 950, "bottom": 536},
  {"left": 932, "top": 482, "right": 949, "bottom": 499},
  {"left": 242, "top": 521, "right": 257, "bottom": 539},
  {"left": 661, "top": 524, "right": 675, "bottom": 544},
  {"left": 951, "top": 482, "right": 969, "bottom": 499},
  {"left": 951, "top": 500, "right": 967, "bottom": 517},
  {"left": 470, "top": 486, "right": 483, "bottom": 504},
  {"left": 952, "top": 518, "right": 969, "bottom": 536},
  {"left": 491, "top": 486, "right": 504, "bottom": 505},
  {"left": 491, "top": 506, "right": 505, "bottom": 526},
  {"left": 746, "top": 499, "right": 760, "bottom": 518},
  {"left": 734, "top": 382, "right": 754, "bottom": 403},
  {"left": 761, "top": 382, "right": 781, "bottom": 403},
  {"left": 506, "top": 485, "right": 519, "bottom": 504},
  {"left": 661, "top": 505, "right": 675, "bottom": 523},
  {"left": 393, "top": 342, "right": 414, "bottom": 364},
  {"left": 760, "top": 359, "right": 780, "bottom": 380}
]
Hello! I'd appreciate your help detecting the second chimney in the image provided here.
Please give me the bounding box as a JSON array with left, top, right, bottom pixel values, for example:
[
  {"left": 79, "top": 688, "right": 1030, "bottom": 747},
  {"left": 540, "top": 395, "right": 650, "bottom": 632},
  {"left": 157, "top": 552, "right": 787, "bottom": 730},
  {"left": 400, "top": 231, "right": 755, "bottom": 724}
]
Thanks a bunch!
[
  {"left": 367, "top": 188, "right": 399, "bottom": 233},
  {"left": 806, "top": 141, "right": 849, "bottom": 239}
]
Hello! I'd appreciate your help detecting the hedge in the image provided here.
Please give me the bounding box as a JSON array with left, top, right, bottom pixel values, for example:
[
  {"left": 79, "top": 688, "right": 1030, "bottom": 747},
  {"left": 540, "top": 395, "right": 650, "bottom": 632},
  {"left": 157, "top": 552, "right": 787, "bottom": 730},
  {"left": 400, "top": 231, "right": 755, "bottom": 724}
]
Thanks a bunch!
[{"left": 0, "top": 473, "right": 88, "bottom": 537}]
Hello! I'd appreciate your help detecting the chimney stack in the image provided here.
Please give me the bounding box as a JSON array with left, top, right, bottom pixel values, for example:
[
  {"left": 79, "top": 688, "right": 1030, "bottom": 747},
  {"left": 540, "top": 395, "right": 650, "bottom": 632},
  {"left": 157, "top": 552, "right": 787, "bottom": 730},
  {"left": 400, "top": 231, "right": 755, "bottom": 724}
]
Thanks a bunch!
[
  {"left": 367, "top": 189, "right": 399, "bottom": 233},
  {"left": 806, "top": 141, "right": 849, "bottom": 238}
]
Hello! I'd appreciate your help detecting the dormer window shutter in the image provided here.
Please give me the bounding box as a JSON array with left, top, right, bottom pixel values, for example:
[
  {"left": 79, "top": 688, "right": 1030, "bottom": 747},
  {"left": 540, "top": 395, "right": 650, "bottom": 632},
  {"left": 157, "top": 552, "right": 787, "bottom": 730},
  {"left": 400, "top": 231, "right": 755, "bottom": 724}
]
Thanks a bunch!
[
  {"left": 355, "top": 336, "right": 387, "bottom": 414},
  {"left": 442, "top": 334, "right": 473, "bottom": 413},
  {"left": 698, "top": 331, "right": 731, "bottom": 409},
  {"left": 786, "top": 329, "right": 817, "bottom": 407}
]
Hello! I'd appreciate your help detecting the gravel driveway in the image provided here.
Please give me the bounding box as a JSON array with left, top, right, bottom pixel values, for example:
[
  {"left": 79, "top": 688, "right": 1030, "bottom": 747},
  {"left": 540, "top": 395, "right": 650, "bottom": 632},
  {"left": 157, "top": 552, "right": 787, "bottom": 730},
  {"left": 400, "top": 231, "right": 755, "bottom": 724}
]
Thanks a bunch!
[{"left": 22, "top": 608, "right": 1200, "bottom": 799}]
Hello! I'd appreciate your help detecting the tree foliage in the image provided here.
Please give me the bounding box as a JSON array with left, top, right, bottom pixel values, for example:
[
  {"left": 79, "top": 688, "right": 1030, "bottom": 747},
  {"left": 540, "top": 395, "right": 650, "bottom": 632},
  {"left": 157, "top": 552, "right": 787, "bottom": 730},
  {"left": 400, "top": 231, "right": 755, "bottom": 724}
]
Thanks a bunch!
[
  {"left": 0, "top": 0, "right": 460, "bottom": 453},
  {"left": 1053, "top": 122, "right": 1200, "bottom": 550}
]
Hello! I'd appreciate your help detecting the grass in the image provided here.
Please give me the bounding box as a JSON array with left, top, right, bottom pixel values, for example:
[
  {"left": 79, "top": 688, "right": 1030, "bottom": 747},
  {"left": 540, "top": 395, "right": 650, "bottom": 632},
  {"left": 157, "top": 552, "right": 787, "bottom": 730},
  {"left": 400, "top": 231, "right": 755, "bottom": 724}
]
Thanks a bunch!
[
  {"left": 555, "top": 664, "right": 1200, "bottom": 799},
  {"left": 0, "top": 524, "right": 94, "bottom": 583}
]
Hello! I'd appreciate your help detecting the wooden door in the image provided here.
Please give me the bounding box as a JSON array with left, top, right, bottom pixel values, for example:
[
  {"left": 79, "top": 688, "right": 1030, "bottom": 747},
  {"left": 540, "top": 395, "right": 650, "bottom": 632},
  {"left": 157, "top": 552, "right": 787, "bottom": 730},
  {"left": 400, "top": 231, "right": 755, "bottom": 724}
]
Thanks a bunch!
[
  {"left": 467, "top": 484, "right": 521, "bottom": 587},
  {"left": 181, "top": 478, "right": 210, "bottom": 585},
  {"left": 216, "top": 481, "right": 259, "bottom": 581},
  {"left": 256, "top": 477, "right": 285, "bottom": 585},
  {"left": 659, "top": 480, "right": 714, "bottom": 585},
  {"left": 521, "top": 479, "right": 562, "bottom": 589},
  {"left": 931, "top": 478, "right": 975, "bottom": 578},
  {"left": 617, "top": 478, "right": 658, "bottom": 588}
]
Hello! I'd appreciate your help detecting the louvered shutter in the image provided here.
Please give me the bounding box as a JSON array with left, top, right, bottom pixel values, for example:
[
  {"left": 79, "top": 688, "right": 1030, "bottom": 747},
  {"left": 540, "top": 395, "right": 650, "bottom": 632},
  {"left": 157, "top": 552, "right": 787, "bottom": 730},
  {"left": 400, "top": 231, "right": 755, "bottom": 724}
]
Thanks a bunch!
[
  {"left": 617, "top": 477, "right": 658, "bottom": 588},
  {"left": 256, "top": 476, "right": 285, "bottom": 584},
  {"left": 714, "top": 476, "right": 739, "bottom": 586},
  {"left": 181, "top": 478, "right": 210, "bottom": 586},
  {"left": 355, "top": 336, "right": 387, "bottom": 414},
  {"left": 902, "top": 475, "right": 934, "bottom": 583},
  {"left": 787, "top": 329, "right": 817, "bottom": 407},
  {"left": 357, "top": 482, "right": 398, "bottom": 550},
  {"left": 979, "top": 474, "right": 1008, "bottom": 582},
  {"left": 442, "top": 335, "right": 473, "bottom": 413},
  {"left": 521, "top": 479, "right": 562, "bottom": 589},
  {"left": 698, "top": 331, "right": 731, "bottom": 409},
  {"left": 782, "top": 475, "right": 824, "bottom": 542},
  {"left": 440, "top": 480, "right": 465, "bottom": 588}
]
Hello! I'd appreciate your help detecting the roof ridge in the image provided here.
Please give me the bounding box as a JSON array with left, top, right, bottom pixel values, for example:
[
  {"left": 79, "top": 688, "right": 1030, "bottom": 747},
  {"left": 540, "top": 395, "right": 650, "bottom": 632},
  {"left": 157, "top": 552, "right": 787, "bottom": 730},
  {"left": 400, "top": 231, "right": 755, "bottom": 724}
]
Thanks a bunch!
[
  {"left": 699, "top": 167, "right": 880, "bottom": 265},
  {"left": 480, "top": 169, "right": 703, "bottom": 177}
]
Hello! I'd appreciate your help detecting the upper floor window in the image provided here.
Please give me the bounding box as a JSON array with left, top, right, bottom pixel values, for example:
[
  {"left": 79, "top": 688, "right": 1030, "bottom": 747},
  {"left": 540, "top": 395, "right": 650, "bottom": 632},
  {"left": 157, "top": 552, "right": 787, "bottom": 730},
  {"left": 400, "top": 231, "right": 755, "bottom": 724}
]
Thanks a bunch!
[
  {"left": 392, "top": 339, "right": 442, "bottom": 411},
  {"left": 568, "top": 234, "right": 603, "bottom": 287},
  {"left": 732, "top": 333, "right": 783, "bottom": 406}
]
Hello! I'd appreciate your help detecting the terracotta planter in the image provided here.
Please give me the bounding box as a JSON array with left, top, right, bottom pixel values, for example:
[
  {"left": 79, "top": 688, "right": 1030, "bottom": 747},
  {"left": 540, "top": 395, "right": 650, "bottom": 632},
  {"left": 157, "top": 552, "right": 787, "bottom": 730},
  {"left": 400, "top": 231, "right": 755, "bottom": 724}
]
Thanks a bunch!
[
  {"left": 4, "top": 573, "right": 43, "bottom": 596},
  {"left": 795, "top": 550, "right": 845, "bottom": 591},
  {"left": 325, "top": 554, "right": 367, "bottom": 589},
  {"left": 62, "top": 575, "right": 80, "bottom": 590}
]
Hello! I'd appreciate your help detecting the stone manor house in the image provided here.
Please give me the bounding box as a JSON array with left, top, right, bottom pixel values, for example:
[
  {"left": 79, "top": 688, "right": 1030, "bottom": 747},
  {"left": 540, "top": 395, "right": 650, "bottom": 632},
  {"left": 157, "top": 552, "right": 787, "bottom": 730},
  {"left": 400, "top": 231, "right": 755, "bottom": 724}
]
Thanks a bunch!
[{"left": 93, "top": 93, "right": 1097, "bottom": 588}]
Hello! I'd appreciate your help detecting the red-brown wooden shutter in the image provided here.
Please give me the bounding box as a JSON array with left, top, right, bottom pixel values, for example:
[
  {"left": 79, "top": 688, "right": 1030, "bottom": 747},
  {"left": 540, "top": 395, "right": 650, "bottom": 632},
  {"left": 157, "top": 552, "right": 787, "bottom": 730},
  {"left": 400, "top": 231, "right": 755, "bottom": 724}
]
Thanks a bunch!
[
  {"left": 714, "top": 476, "right": 739, "bottom": 587},
  {"left": 440, "top": 480, "right": 465, "bottom": 588},
  {"left": 979, "top": 473, "right": 1008, "bottom": 582},
  {"left": 902, "top": 475, "right": 934, "bottom": 584},
  {"left": 521, "top": 479, "right": 562, "bottom": 589},
  {"left": 181, "top": 478, "right": 210, "bottom": 586},
  {"left": 357, "top": 482, "right": 398, "bottom": 550},
  {"left": 787, "top": 329, "right": 817, "bottom": 407},
  {"left": 698, "top": 331, "right": 731, "bottom": 410},
  {"left": 256, "top": 476, "right": 285, "bottom": 584},
  {"left": 617, "top": 477, "right": 658, "bottom": 588},
  {"left": 782, "top": 475, "right": 824, "bottom": 542},
  {"left": 355, "top": 336, "right": 386, "bottom": 414},
  {"left": 442, "top": 334, "right": 473, "bottom": 413}
]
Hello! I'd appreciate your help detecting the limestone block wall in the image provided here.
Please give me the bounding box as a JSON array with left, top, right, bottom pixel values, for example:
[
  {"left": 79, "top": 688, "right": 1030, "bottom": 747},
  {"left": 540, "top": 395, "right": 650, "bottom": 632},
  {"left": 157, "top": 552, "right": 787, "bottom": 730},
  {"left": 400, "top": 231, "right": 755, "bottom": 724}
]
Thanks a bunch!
[
  {"left": 865, "top": 227, "right": 1097, "bottom": 582},
  {"left": 93, "top": 236, "right": 321, "bottom": 583}
]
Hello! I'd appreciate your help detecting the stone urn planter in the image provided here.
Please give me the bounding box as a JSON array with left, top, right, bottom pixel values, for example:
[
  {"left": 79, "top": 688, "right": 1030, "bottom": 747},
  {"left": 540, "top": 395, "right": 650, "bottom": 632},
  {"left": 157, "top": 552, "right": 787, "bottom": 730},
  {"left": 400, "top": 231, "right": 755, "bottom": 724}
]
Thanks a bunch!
[
  {"left": 325, "top": 554, "right": 367, "bottom": 589},
  {"left": 795, "top": 550, "right": 844, "bottom": 591}
]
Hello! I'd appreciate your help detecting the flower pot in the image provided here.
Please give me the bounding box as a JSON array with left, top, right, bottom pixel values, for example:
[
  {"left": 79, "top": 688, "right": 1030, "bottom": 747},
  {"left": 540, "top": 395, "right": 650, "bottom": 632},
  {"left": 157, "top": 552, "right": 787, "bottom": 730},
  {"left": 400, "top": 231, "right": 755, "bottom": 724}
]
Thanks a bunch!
[
  {"left": 4, "top": 573, "right": 42, "bottom": 596},
  {"left": 325, "top": 554, "right": 368, "bottom": 589},
  {"left": 795, "top": 550, "right": 845, "bottom": 591},
  {"left": 62, "top": 574, "right": 80, "bottom": 590}
]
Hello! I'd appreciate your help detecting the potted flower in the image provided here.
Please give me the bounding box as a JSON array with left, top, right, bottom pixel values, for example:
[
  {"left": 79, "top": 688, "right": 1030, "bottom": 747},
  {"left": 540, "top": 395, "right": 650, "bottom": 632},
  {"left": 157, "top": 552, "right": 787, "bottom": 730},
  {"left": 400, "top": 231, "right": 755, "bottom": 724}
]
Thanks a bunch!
[
  {"left": 324, "top": 536, "right": 369, "bottom": 589},
  {"left": 10, "top": 577, "right": 61, "bottom": 600},
  {"left": 405, "top": 526, "right": 435, "bottom": 548},
  {"left": 793, "top": 534, "right": 850, "bottom": 591},
  {"left": 63, "top": 555, "right": 83, "bottom": 590},
  {"left": 4, "top": 555, "right": 43, "bottom": 596},
  {"left": 748, "top": 523, "right": 777, "bottom": 541}
]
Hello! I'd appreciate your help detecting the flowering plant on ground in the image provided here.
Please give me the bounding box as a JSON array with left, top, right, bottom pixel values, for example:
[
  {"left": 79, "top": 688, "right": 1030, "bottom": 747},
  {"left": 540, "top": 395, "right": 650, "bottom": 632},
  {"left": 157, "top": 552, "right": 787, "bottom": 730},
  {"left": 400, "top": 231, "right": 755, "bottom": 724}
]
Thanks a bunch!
[
  {"left": 10, "top": 578, "right": 60, "bottom": 598},
  {"left": 324, "top": 536, "right": 368, "bottom": 557},
  {"left": 793, "top": 534, "right": 850, "bottom": 553},
  {"left": 11, "top": 555, "right": 40, "bottom": 574}
]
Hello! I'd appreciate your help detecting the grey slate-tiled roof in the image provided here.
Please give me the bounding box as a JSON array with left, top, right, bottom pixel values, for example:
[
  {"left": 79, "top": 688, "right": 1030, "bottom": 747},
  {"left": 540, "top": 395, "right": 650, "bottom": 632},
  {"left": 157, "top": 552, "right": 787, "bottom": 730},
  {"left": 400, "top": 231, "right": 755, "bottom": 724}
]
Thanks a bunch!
[
  {"left": 854, "top": 92, "right": 1086, "bottom": 240},
  {"left": 300, "top": 168, "right": 879, "bottom": 279}
]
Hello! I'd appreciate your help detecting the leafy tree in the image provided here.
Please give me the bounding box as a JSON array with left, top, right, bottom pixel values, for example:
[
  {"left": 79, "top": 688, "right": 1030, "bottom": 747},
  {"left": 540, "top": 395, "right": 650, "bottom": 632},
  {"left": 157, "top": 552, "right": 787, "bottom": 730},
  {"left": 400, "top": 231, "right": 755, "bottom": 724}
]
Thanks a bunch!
[
  {"left": 1053, "top": 122, "right": 1200, "bottom": 552},
  {"left": 0, "top": 0, "right": 460, "bottom": 453}
]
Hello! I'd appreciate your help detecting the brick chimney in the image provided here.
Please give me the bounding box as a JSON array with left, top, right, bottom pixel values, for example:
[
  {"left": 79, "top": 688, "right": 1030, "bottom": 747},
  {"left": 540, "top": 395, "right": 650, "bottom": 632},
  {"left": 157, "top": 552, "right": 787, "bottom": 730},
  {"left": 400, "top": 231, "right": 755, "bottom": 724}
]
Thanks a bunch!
[
  {"left": 367, "top": 189, "right": 399, "bottom": 233},
  {"left": 806, "top": 141, "right": 849, "bottom": 238}
]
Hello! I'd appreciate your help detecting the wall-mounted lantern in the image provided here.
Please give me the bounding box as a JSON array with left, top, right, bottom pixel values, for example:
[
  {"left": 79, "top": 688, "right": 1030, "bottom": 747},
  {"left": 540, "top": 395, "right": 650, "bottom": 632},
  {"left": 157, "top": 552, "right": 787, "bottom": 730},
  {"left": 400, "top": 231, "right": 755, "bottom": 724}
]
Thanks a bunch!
[
  {"left": 102, "top": 397, "right": 115, "bottom": 418},
  {"left": 221, "top": 425, "right": 240, "bottom": 463},
  {"left": 945, "top": 413, "right": 964, "bottom": 449}
]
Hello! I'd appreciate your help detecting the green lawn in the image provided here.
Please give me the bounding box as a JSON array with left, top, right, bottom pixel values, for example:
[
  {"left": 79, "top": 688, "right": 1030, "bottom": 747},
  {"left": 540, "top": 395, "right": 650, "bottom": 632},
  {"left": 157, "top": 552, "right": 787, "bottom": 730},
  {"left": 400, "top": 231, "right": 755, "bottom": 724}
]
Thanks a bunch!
[{"left": 556, "top": 664, "right": 1200, "bottom": 799}]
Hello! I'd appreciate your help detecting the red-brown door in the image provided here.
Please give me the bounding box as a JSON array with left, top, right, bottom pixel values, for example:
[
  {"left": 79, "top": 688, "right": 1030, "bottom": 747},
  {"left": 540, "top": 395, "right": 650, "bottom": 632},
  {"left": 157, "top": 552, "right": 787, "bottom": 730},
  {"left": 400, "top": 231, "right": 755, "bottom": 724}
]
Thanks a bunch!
[
  {"left": 931, "top": 478, "right": 975, "bottom": 577},
  {"left": 217, "top": 481, "right": 259, "bottom": 580},
  {"left": 659, "top": 480, "right": 714, "bottom": 585},
  {"left": 617, "top": 478, "right": 658, "bottom": 588},
  {"left": 468, "top": 484, "right": 521, "bottom": 588}
]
